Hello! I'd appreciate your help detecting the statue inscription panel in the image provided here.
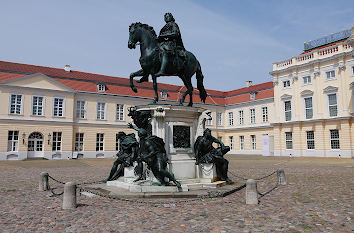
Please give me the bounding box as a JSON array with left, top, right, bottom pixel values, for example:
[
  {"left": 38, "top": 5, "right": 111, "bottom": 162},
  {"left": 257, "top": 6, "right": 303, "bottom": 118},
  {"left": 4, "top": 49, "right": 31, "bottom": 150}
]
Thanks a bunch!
[{"left": 173, "top": 125, "right": 191, "bottom": 148}]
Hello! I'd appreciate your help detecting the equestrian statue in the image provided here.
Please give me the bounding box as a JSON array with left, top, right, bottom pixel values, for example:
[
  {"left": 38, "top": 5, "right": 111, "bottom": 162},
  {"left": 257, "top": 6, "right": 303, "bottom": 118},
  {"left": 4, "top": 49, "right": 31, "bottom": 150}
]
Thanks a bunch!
[{"left": 128, "top": 13, "right": 208, "bottom": 107}]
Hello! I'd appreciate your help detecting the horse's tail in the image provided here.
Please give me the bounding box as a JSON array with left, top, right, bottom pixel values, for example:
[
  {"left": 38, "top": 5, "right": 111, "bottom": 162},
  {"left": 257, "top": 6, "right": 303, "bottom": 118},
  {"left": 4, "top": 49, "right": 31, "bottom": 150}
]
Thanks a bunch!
[{"left": 196, "top": 62, "right": 208, "bottom": 103}]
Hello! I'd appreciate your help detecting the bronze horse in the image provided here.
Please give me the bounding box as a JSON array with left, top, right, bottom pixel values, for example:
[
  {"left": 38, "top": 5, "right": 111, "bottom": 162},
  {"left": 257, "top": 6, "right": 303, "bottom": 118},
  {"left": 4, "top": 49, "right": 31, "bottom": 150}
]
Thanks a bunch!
[{"left": 128, "top": 23, "right": 207, "bottom": 106}]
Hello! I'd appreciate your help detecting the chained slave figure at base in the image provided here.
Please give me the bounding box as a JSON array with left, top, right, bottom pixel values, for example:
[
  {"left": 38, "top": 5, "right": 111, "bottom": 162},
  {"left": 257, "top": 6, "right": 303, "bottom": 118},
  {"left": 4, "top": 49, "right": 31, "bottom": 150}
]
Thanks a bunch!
[{"left": 194, "top": 128, "right": 233, "bottom": 184}]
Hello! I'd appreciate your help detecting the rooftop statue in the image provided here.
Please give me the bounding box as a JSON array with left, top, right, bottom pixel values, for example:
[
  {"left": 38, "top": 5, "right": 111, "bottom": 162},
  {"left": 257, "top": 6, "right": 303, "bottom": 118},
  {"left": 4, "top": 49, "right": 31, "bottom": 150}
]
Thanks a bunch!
[{"left": 128, "top": 13, "right": 207, "bottom": 106}]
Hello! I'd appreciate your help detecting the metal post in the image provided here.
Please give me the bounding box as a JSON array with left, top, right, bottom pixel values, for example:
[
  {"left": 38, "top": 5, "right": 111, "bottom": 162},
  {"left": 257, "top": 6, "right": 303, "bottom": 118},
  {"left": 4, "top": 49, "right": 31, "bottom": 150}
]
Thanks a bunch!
[
  {"left": 246, "top": 179, "right": 258, "bottom": 205},
  {"left": 277, "top": 169, "right": 286, "bottom": 185},
  {"left": 62, "top": 182, "right": 77, "bottom": 209},
  {"left": 39, "top": 172, "right": 49, "bottom": 191}
]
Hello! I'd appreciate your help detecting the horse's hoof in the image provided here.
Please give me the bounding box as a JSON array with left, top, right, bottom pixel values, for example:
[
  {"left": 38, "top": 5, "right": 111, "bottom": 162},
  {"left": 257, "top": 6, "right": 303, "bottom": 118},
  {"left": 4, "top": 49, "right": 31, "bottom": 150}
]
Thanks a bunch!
[{"left": 188, "top": 103, "right": 193, "bottom": 107}]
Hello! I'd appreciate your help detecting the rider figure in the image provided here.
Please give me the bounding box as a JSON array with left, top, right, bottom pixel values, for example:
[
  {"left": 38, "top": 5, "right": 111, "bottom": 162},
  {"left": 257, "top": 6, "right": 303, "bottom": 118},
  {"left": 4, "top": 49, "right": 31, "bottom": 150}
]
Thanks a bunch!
[{"left": 156, "top": 12, "right": 185, "bottom": 77}]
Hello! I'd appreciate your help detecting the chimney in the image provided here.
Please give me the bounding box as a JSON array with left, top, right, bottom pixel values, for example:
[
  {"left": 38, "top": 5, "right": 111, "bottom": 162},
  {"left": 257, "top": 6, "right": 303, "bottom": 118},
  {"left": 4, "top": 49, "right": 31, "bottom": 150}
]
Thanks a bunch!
[
  {"left": 246, "top": 80, "right": 253, "bottom": 87},
  {"left": 64, "top": 65, "right": 71, "bottom": 72}
]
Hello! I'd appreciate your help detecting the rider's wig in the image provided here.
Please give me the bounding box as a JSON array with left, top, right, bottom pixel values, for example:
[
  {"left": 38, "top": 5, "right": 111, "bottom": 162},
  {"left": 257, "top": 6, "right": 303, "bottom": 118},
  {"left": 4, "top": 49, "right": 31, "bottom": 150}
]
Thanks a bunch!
[{"left": 164, "top": 12, "right": 175, "bottom": 22}]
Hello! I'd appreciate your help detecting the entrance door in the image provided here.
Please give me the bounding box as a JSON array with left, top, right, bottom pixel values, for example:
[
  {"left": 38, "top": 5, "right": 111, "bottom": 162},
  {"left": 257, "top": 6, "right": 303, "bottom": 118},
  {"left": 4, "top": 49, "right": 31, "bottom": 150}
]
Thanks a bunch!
[{"left": 27, "top": 132, "right": 44, "bottom": 158}]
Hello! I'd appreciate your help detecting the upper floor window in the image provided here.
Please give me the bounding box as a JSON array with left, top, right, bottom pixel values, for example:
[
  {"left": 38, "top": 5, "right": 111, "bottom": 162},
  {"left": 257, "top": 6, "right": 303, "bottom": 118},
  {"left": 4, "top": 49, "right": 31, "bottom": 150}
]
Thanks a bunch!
[
  {"left": 330, "top": 129, "right": 340, "bottom": 149},
  {"left": 97, "top": 102, "right": 106, "bottom": 120},
  {"left": 216, "top": 112, "right": 223, "bottom": 126},
  {"left": 303, "top": 76, "right": 311, "bottom": 85},
  {"left": 250, "top": 108, "right": 256, "bottom": 124},
  {"left": 76, "top": 100, "right": 86, "bottom": 119},
  {"left": 238, "top": 110, "right": 244, "bottom": 125},
  {"left": 228, "top": 111, "right": 234, "bottom": 126},
  {"left": 284, "top": 101, "right": 291, "bottom": 121},
  {"left": 328, "top": 94, "right": 338, "bottom": 117},
  {"left": 116, "top": 104, "right": 125, "bottom": 121},
  {"left": 7, "top": 131, "right": 19, "bottom": 152},
  {"left": 75, "top": 133, "right": 84, "bottom": 152},
  {"left": 32, "top": 96, "right": 44, "bottom": 116},
  {"left": 97, "top": 84, "right": 106, "bottom": 92},
  {"left": 304, "top": 97, "right": 313, "bottom": 119},
  {"left": 326, "top": 70, "right": 335, "bottom": 80},
  {"left": 9, "top": 94, "right": 23, "bottom": 115},
  {"left": 283, "top": 80, "right": 291, "bottom": 88},
  {"left": 52, "top": 132, "right": 62, "bottom": 151},
  {"left": 262, "top": 107, "right": 268, "bottom": 122},
  {"left": 53, "top": 98, "right": 64, "bottom": 117},
  {"left": 206, "top": 111, "right": 213, "bottom": 126}
]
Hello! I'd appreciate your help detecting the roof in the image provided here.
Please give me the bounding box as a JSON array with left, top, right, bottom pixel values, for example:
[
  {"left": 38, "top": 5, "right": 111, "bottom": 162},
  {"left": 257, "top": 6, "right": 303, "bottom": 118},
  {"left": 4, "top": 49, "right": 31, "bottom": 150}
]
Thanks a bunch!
[{"left": 0, "top": 60, "right": 273, "bottom": 106}]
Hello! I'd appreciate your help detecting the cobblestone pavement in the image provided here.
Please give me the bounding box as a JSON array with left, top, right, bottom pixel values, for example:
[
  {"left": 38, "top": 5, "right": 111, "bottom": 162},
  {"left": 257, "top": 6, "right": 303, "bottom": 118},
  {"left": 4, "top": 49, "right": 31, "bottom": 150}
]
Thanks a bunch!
[{"left": 0, "top": 155, "right": 353, "bottom": 232}]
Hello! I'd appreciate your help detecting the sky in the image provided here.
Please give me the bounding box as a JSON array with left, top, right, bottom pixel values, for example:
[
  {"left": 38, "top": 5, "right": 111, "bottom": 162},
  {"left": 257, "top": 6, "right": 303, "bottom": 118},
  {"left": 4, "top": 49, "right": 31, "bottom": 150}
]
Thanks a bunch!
[{"left": 0, "top": 0, "right": 353, "bottom": 91}]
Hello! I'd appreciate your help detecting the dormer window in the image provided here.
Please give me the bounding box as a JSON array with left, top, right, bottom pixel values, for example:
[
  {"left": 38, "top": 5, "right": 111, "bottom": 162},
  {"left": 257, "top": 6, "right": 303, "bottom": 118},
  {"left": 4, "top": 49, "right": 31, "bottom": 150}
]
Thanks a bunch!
[
  {"left": 97, "top": 84, "right": 106, "bottom": 92},
  {"left": 160, "top": 90, "right": 168, "bottom": 99},
  {"left": 250, "top": 92, "right": 256, "bottom": 100}
]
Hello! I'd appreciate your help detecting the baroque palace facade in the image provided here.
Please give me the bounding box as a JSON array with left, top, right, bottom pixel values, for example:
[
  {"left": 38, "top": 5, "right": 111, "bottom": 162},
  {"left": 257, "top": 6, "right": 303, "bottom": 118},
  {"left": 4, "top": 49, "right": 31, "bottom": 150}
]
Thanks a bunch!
[{"left": 0, "top": 27, "right": 353, "bottom": 160}]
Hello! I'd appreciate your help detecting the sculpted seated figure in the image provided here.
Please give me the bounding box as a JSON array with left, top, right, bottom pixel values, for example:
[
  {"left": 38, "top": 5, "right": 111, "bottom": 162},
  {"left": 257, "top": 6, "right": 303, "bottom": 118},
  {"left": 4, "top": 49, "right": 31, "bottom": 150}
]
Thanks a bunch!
[
  {"left": 103, "top": 132, "right": 139, "bottom": 183},
  {"left": 194, "top": 128, "right": 233, "bottom": 184}
]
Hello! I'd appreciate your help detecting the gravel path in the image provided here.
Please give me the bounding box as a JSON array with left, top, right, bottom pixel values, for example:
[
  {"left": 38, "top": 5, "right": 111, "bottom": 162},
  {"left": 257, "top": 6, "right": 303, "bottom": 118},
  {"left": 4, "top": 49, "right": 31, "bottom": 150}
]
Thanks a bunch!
[{"left": 0, "top": 156, "right": 353, "bottom": 232}]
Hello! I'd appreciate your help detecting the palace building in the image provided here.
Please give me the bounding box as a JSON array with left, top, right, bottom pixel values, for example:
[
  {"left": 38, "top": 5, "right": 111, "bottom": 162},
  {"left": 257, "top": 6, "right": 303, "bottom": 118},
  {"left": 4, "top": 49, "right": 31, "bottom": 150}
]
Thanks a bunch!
[{"left": 0, "top": 27, "right": 353, "bottom": 160}]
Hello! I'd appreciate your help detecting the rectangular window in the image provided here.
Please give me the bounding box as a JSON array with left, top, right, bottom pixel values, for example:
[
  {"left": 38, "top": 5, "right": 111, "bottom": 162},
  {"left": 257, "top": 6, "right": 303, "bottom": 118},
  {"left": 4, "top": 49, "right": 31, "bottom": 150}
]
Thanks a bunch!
[
  {"left": 250, "top": 108, "right": 256, "bottom": 124},
  {"left": 304, "top": 97, "right": 313, "bottom": 119},
  {"left": 229, "top": 136, "right": 234, "bottom": 150},
  {"left": 330, "top": 130, "right": 340, "bottom": 149},
  {"left": 228, "top": 112, "right": 234, "bottom": 126},
  {"left": 262, "top": 107, "right": 268, "bottom": 122},
  {"left": 97, "top": 102, "right": 106, "bottom": 120},
  {"left": 53, "top": 98, "right": 64, "bottom": 117},
  {"left": 306, "top": 131, "right": 315, "bottom": 150},
  {"left": 251, "top": 135, "right": 256, "bottom": 150},
  {"left": 76, "top": 100, "right": 86, "bottom": 119},
  {"left": 116, "top": 133, "right": 120, "bottom": 151},
  {"left": 328, "top": 94, "right": 338, "bottom": 117},
  {"left": 32, "top": 96, "right": 44, "bottom": 116},
  {"left": 239, "top": 110, "right": 244, "bottom": 125},
  {"left": 284, "top": 101, "right": 291, "bottom": 121},
  {"left": 326, "top": 70, "right": 335, "bottom": 80},
  {"left": 285, "top": 132, "right": 293, "bottom": 149},
  {"left": 52, "top": 132, "right": 62, "bottom": 151},
  {"left": 283, "top": 80, "right": 290, "bottom": 88},
  {"left": 206, "top": 111, "right": 213, "bottom": 126},
  {"left": 303, "top": 76, "right": 311, "bottom": 84},
  {"left": 240, "top": 136, "right": 244, "bottom": 150},
  {"left": 116, "top": 104, "right": 125, "bottom": 121},
  {"left": 96, "top": 133, "right": 104, "bottom": 151},
  {"left": 217, "top": 112, "right": 223, "bottom": 126},
  {"left": 9, "top": 94, "right": 22, "bottom": 115},
  {"left": 7, "top": 131, "right": 19, "bottom": 152},
  {"left": 74, "top": 133, "right": 84, "bottom": 152}
]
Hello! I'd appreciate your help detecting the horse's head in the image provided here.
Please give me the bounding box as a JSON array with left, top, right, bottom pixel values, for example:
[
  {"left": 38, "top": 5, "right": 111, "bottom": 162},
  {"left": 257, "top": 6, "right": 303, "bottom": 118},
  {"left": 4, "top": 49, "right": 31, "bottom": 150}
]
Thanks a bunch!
[{"left": 128, "top": 23, "right": 141, "bottom": 49}]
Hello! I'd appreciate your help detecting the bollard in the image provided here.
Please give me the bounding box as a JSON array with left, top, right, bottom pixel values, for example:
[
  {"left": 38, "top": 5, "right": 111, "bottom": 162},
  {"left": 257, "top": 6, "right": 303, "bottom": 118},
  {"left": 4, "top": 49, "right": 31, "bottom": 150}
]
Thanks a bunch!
[
  {"left": 277, "top": 169, "right": 287, "bottom": 185},
  {"left": 62, "top": 182, "right": 77, "bottom": 209},
  {"left": 39, "top": 172, "right": 49, "bottom": 191},
  {"left": 246, "top": 179, "right": 258, "bottom": 205}
]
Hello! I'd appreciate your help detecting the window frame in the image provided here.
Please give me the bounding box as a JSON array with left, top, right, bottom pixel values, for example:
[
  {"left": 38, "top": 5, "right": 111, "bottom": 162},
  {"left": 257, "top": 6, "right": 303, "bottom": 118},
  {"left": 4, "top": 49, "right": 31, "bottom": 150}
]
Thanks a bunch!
[
  {"left": 31, "top": 95, "right": 45, "bottom": 116},
  {"left": 96, "top": 102, "right": 106, "bottom": 120},
  {"left": 306, "top": 131, "right": 315, "bottom": 150},
  {"left": 228, "top": 111, "right": 234, "bottom": 126},
  {"left": 116, "top": 103, "right": 125, "bottom": 121},
  {"left": 216, "top": 111, "right": 223, "bottom": 126},
  {"left": 53, "top": 97, "right": 65, "bottom": 118},
  {"left": 250, "top": 108, "right": 256, "bottom": 124},
  {"left": 97, "top": 84, "right": 106, "bottom": 92},
  {"left": 238, "top": 110, "right": 244, "bottom": 125},
  {"left": 330, "top": 129, "right": 340, "bottom": 150},
  {"left": 304, "top": 97, "right": 313, "bottom": 119},
  {"left": 284, "top": 100, "right": 292, "bottom": 121},
  {"left": 7, "top": 130, "right": 19, "bottom": 152},
  {"left": 229, "top": 136, "right": 234, "bottom": 150},
  {"left": 327, "top": 93, "right": 338, "bottom": 117},
  {"left": 75, "top": 100, "right": 87, "bottom": 119},
  {"left": 285, "top": 132, "right": 293, "bottom": 150},
  {"left": 239, "top": 136, "right": 244, "bottom": 150},
  {"left": 96, "top": 133, "right": 104, "bottom": 152},
  {"left": 52, "top": 132, "right": 62, "bottom": 152},
  {"left": 282, "top": 80, "right": 291, "bottom": 88},
  {"left": 262, "top": 106, "right": 268, "bottom": 123},
  {"left": 325, "top": 70, "right": 336, "bottom": 80},
  {"left": 74, "top": 133, "right": 84, "bottom": 152},
  {"left": 251, "top": 135, "right": 256, "bottom": 150},
  {"left": 303, "top": 75, "right": 312, "bottom": 85},
  {"left": 9, "top": 93, "right": 24, "bottom": 115}
]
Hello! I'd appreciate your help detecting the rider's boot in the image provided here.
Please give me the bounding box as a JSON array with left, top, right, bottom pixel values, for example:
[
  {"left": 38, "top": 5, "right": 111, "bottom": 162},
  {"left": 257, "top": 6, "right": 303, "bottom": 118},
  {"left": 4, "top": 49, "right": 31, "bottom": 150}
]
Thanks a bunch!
[{"left": 155, "top": 54, "right": 168, "bottom": 77}]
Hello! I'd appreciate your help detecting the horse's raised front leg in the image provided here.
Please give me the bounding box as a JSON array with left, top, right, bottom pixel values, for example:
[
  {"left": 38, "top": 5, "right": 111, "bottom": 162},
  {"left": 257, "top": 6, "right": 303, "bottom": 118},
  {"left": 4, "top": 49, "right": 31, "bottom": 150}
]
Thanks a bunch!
[
  {"left": 152, "top": 75, "right": 159, "bottom": 104},
  {"left": 129, "top": 69, "right": 145, "bottom": 93}
]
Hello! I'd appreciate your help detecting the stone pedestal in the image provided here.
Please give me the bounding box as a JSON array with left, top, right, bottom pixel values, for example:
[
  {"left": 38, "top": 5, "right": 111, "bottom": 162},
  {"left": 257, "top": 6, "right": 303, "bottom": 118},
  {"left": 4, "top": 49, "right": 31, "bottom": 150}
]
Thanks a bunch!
[{"left": 136, "top": 104, "right": 206, "bottom": 180}]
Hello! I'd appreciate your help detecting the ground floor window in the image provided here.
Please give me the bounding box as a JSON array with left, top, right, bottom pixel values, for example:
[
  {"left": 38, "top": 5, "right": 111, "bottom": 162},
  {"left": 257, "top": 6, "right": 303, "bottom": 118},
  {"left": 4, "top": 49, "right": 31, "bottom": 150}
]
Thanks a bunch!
[
  {"left": 285, "top": 132, "right": 293, "bottom": 149},
  {"left": 52, "top": 132, "right": 62, "bottom": 151},
  {"left": 96, "top": 133, "right": 104, "bottom": 151},
  {"left": 7, "top": 131, "right": 19, "bottom": 152},
  {"left": 240, "top": 136, "right": 244, "bottom": 150},
  {"left": 306, "top": 131, "right": 315, "bottom": 149},
  {"left": 229, "top": 136, "right": 234, "bottom": 150},
  {"left": 330, "top": 130, "right": 340, "bottom": 149},
  {"left": 116, "top": 133, "right": 120, "bottom": 151},
  {"left": 251, "top": 135, "right": 256, "bottom": 150},
  {"left": 75, "top": 133, "right": 84, "bottom": 151}
]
